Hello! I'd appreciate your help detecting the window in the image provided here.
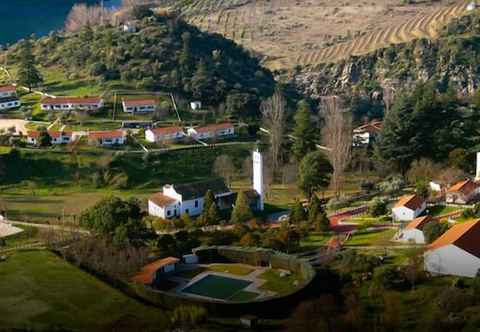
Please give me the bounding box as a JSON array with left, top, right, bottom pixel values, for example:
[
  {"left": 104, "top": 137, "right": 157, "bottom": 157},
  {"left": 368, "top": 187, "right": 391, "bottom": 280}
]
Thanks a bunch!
[
  {"left": 195, "top": 200, "right": 199, "bottom": 208},
  {"left": 185, "top": 209, "right": 189, "bottom": 214},
  {"left": 167, "top": 210, "right": 171, "bottom": 217}
]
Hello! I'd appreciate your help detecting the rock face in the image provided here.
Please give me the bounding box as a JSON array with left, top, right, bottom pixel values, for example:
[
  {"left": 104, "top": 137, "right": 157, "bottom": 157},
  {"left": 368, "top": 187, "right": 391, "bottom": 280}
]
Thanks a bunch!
[{"left": 293, "top": 13, "right": 480, "bottom": 99}]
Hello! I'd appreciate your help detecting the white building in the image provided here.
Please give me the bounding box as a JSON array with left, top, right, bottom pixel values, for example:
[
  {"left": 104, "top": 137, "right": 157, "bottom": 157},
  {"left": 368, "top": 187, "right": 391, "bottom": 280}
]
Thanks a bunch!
[
  {"left": 352, "top": 120, "right": 382, "bottom": 147},
  {"left": 424, "top": 220, "right": 480, "bottom": 278},
  {"left": 145, "top": 127, "right": 185, "bottom": 143},
  {"left": 27, "top": 131, "right": 73, "bottom": 145},
  {"left": 148, "top": 178, "right": 233, "bottom": 219},
  {"left": 0, "top": 85, "right": 20, "bottom": 111},
  {"left": 88, "top": 130, "right": 126, "bottom": 146},
  {"left": 122, "top": 99, "right": 156, "bottom": 113},
  {"left": 446, "top": 179, "right": 480, "bottom": 204},
  {"left": 252, "top": 149, "right": 264, "bottom": 211},
  {"left": 396, "top": 215, "right": 432, "bottom": 244},
  {"left": 40, "top": 96, "right": 104, "bottom": 111},
  {"left": 187, "top": 123, "right": 234, "bottom": 140},
  {"left": 190, "top": 101, "right": 202, "bottom": 110},
  {"left": 392, "top": 194, "right": 426, "bottom": 222}
]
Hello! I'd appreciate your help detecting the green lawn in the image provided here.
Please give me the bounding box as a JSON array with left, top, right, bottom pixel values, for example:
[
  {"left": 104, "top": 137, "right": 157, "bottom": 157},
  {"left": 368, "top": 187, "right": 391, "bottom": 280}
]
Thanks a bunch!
[
  {"left": 208, "top": 263, "right": 254, "bottom": 276},
  {"left": 258, "top": 269, "right": 299, "bottom": 295},
  {"left": 427, "top": 205, "right": 464, "bottom": 217},
  {"left": 300, "top": 232, "right": 330, "bottom": 249},
  {"left": 229, "top": 290, "right": 259, "bottom": 301},
  {"left": 182, "top": 274, "right": 252, "bottom": 300},
  {"left": 0, "top": 250, "right": 168, "bottom": 331},
  {"left": 345, "top": 229, "right": 398, "bottom": 247}
]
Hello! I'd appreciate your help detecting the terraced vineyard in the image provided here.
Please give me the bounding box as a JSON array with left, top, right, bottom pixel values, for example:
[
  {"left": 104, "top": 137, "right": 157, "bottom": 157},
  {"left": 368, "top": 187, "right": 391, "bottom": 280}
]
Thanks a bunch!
[{"left": 296, "top": 0, "right": 473, "bottom": 66}]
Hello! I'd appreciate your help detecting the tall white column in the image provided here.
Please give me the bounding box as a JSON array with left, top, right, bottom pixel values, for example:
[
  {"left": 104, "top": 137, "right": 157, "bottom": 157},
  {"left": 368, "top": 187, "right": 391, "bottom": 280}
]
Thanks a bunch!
[
  {"left": 476, "top": 152, "right": 480, "bottom": 181},
  {"left": 253, "top": 149, "right": 264, "bottom": 211}
]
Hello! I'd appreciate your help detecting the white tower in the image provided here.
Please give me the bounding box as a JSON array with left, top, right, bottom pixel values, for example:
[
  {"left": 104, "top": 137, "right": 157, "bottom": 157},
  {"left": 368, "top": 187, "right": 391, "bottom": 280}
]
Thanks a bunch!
[
  {"left": 476, "top": 152, "right": 480, "bottom": 181},
  {"left": 253, "top": 149, "right": 264, "bottom": 211}
]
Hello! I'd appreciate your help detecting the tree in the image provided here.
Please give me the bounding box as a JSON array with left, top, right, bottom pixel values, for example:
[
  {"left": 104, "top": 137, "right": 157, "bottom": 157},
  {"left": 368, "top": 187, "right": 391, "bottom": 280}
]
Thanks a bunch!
[
  {"left": 37, "top": 128, "right": 52, "bottom": 147},
  {"left": 292, "top": 100, "right": 316, "bottom": 160},
  {"left": 298, "top": 151, "right": 332, "bottom": 198},
  {"left": 321, "top": 97, "right": 352, "bottom": 195},
  {"left": 423, "top": 221, "right": 449, "bottom": 243},
  {"left": 415, "top": 179, "right": 429, "bottom": 199},
  {"left": 289, "top": 200, "right": 307, "bottom": 224},
  {"left": 16, "top": 38, "right": 43, "bottom": 91},
  {"left": 369, "top": 197, "right": 388, "bottom": 217},
  {"left": 261, "top": 89, "right": 286, "bottom": 170},
  {"left": 213, "top": 155, "right": 235, "bottom": 186},
  {"left": 65, "top": 4, "right": 110, "bottom": 32},
  {"left": 207, "top": 203, "right": 221, "bottom": 225},
  {"left": 231, "top": 191, "right": 253, "bottom": 224}
]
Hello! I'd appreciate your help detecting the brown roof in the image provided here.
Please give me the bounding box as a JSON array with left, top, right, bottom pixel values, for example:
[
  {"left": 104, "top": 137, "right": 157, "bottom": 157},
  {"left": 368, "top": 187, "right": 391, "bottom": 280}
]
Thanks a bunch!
[
  {"left": 28, "top": 131, "right": 72, "bottom": 138},
  {"left": 354, "top": 120, "right": 382, "bottom": 134},
  {"left": 447, "top": 179, "right": 478, "bottom": 195},
  {"left": 149, "top": 127, "right": 184, "bottom": 136},
  {"left": 123, "top": 99, "right": 157, "bottom": 107},
  {"left": 88, "top": 130, "right": 126, "bottom": 140},
  {"left": 428, "top": 220, "right": 480, "bottom": 258},
  {"left": 394, "top": 194, "right": 425, "bottom": 210},
  {"left": 195, "top": 123, "right": 233, "bottom": 134},
  {"left": 0, "top": 85, "right": 16, "bottom": 93},
  {"left": 41, "top": 96, "right": 102, "bottom": 105},
  {"left": 405, "top": 215, "right": 432, "bottom": 231},
  {"left": 149, "top": 193, "right": 177, "bottom": 207},
  {"left": 132, "top": 257, "right": 180, "bottom": 284}
]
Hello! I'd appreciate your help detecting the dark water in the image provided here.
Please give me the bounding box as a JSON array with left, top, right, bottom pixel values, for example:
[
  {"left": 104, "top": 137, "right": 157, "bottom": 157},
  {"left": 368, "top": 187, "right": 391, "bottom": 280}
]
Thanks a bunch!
[{"left": 0, "top": 0, "right": 121, "bottom": 46}]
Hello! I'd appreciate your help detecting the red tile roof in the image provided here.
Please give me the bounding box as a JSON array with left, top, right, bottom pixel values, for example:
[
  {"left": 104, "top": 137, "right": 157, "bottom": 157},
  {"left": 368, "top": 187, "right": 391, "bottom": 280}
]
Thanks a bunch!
[
  {"left": 428, "top": 220, "right": 480, "bottom": 258},
  {"left": 0, "top": 85, "right": 16, "bottom": 93},
  {"left": 132, "top": 257, "right": 180, "bottom": 284},
  {"left": 28, "top": 131, "right": 72, "bottom": 138},
  {"left": 88, "top": 130, "right": 126, "bottom": 140},
  {"left": 41, "top": 96, "right": 102, "bottom": 105},
  {"left": 195, "top": 123, "right": 233, "bottom": 134},
  {"left": 447, "top": 179, "right": 478, "bottom": 195},
  {"left": 123, "top": 99, "right": 157, "bottom": 107},
  {"left": 405, "top": 215, "right": 432, "bottom": 231},
  {"left": 394, "top": 194, "right": 425, "bottom": 211},
  {"left": 354, "top": 120, "right": 382, "bottom": 133},
  {"left": 149, "top": 127, "right": 184, "bottom": 136},
  {"left": 149, "top": 193, "right": 177, "bottom": 207}
]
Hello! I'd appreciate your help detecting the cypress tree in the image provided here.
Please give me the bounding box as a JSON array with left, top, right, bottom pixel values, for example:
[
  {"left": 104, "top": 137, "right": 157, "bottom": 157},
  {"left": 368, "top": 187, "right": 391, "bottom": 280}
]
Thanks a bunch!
[
  {"left": 289, "top": 200, "right": 307, "bottom": 224},
  {"left": 231, "top": 191, "right": 253, "bottom": 224},
  {"left": 292, "top": 100, "right": 316, "bottom": 160},
  {"left": 17, "top": 38, "right": 43, "bottom": 91}
]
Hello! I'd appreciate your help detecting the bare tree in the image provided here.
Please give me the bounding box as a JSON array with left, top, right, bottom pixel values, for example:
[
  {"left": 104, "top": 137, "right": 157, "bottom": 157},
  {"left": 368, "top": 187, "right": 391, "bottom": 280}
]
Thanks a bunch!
[
  {"left": 261, "top": 89, "right": 286, "bottom": 171},
  {"left": 242, "top": 156, "right": 253, "bottom": 181},
  {"left": 65, "top": 4, "right": 111, "bottom": 32},
  {"left": 321, "top": 96, "right": 352, "bottom": 196},
  {"left": 213, "top": 155, "right": 236, "bottom": 186}
]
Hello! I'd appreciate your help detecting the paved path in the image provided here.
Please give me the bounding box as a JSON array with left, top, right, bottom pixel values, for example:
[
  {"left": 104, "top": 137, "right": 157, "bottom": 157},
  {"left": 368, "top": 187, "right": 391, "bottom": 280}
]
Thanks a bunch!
[
  {"left": 0, "top": 222, "right": 23, "bottom": 238},
  {"left": 7, "top": 220, "right": 89, "bottom": 235}
]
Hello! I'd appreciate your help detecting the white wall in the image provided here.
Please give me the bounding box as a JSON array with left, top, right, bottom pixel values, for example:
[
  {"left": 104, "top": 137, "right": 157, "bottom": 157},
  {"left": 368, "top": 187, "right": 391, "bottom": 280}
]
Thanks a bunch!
[
  {"left": 392, "top": 203, "right": 425, "bottom": 221},
  {"left": 425, "top": 245, "right": 480, "bottom": 278},
  {"left": 145, "top": 130, "right": 156, "bottom": 143},
  {"left": 398, "top": 229, "right": 425, "bottom": 244}
]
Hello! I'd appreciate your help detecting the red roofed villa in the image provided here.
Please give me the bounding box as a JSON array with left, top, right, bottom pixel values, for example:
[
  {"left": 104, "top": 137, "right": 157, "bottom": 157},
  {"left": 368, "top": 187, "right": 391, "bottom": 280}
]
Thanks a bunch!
[
  {"left": 88, "top": 130, "right": 126, "bottom": 146},
  {"left": 145, "top": 126, "right": 185, "bottom": 143},
  {"left": 122, "top": 98, "right": 157, "bottom": 113},
  {"left": 187, "top": 123, "right": 234, "bottom": 140},
  {"left": 424, "top": 220, "right": 480, "bottom": 277},
  {"left": 27, "top": 131, "right": 73, "bottom": 145},
  {"left": 391, "top": 194, "right": 426, "bottom": 222},
  {"left": 446, "top": 179, "right": 479, "bottom": 205},
  {"left": 40, "top": 96, "right": 104, "bottom": 111}
]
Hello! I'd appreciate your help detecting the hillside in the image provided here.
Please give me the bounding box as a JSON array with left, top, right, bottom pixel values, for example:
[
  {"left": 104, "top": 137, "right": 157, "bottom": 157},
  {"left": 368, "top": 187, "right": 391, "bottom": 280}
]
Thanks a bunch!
[
  {"left": 167, "top": 0, "right": 465, "bottom": 70},
  {"left": 294, "top": 10, "right": 480, "bottom": 99},
  {"left": 5, "top": 13, "right": 274, "bottom": 117}
]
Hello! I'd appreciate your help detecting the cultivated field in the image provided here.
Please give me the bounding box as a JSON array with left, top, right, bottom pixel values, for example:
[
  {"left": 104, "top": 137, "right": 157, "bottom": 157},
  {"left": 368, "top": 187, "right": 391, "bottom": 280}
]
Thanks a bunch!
[{"left": 171, "top": 0, "right": 470, "bottom": 69}]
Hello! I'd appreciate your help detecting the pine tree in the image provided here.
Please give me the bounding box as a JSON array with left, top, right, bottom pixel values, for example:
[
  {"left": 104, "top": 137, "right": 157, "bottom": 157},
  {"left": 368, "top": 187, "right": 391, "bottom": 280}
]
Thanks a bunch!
[
  {"left": 308, "top": 195, "right": 324, "bottom": 224},
  {"left": 289, "top": 200, "right": 307, "bottom": 224},
  {"left": 16, "top": 38, "right": 43, "bottom": 91},
  {"left": 231, "top": 191, "right": 253, "bottom": 224},
  {"left": 292, "top": 100, "right": 316, "bottom": 160},
  {"left": 207, "top": 203, "right": 221, "bottom": 225}
]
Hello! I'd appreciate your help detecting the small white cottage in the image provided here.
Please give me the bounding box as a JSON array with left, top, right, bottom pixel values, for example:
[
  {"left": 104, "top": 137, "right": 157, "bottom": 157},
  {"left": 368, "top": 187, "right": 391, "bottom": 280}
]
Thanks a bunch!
[
  {"left": 392, "top": 194, "right": 426, "bottom": 222},
  {"left": 396, "top": 215, "right": 432, "bottom": 244}
]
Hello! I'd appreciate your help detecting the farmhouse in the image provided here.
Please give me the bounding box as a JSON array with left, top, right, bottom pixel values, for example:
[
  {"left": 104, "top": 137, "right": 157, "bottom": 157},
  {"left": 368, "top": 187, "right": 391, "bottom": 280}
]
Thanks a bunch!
[
  {"left": 396, "top": 215, "right": 433, "bottom": 244},
  {"left": 27, "top": 131, "right": 73, "bottom": 145},
  {"left": 88, "top": 130, "right": 126, "bottom": 146},
  {"left": 145, "top": 126, "right": 185, "bottom": 143},
  {"left": 122, "top": 99, "right": 156, "bottom": 113},
  {"left": 148, "top": 178, "right": 233, "bottom": 219},
  {"left": 132, "top": 257, "right": 180, "bottom": 285},
  {"left": 0, "top": 85, "right": 20, "bottom": 111},
  {"left": 424, "top": 220, "right": 480, "bottom": 277},
  {"left": 352, "top": 120, "right": 382, "bottom": 146},
  {"left": 40, "top": 96, "right": 104, "bottom": 111},
  {"left": 446, "top": 179, "right": 479, "bottom": 204},
  {"left": 187, "top": 123, "right": 235, "bottom": 140},
  {"left": 392, "top": 194, "right": 426, "bottom": 222}
]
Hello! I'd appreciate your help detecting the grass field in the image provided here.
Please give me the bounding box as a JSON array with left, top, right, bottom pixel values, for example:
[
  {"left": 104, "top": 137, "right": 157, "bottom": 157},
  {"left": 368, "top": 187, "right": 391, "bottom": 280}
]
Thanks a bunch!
[
  {"left": 182, "top": 274, "right": 252, "bottom": 300},
  {"left": 259, "top": 269, "right": 299, "bottom": 295},
  {"left": 0, "top": 250, "right": 168, "bottom": 331},
  {"left": 427, "top": 205, "right": 464, "bottom": 217},
  {"left": 208, "top": 263, "right": 254, "bottom": 276},
  {"left": 345, "top": 229, "right": 397, "bottom": 247}
]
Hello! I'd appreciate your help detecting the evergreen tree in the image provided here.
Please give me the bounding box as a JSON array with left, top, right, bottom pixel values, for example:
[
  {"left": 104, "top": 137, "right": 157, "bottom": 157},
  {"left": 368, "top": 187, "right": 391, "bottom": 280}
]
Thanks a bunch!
[
  {"left": 204, "top": 190, "right": 215, "bottom": 211},
  {"left": 308, "top": 195, "right": 324, "bottom": 224},
  {"left": 298, "top": 151, "right": 333, "bottom": 198},
  {"left": 292, "top": 100, "right": 316, "bottom": 160},
  {"left": 289, "top": 200, "right": 307, "bottom": 224},
  {"left": 37, "top": 128, "right": 52, "bottom": 147},
  {"left": 207, "top": 203, "right": 221, "bottom": 225},
  {"left": 231, "top": 191, "right": 253, "bottom": 224},
  {"left": 16, "top": 38, "right": 43, "bottom": 91},
  {"left": 315, "top": 212, "right": 330, "bottom": 232}
]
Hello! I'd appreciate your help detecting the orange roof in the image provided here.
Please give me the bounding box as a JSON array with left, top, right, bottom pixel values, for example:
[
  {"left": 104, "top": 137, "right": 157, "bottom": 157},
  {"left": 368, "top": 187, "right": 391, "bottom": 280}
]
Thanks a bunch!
[
  {"left": 149, "top": 127, "right": 184, "bottom": 136},
  {"left": 447, "top": 179, "right": 477, "bottom": 195},
  {"left": 0, "top": 84, "right": 16, "bottom": 93},
  {"left": 394, "top": 194, "right": 425, "bottom": 210},
  {"left": 195, "top": 123, "right": 233, "bottom": 133},
  {"left": 28, "top": 130, "right": 72, "bottom": 139},
  {"left": 405, "top": 215, "right": 432, "bottom": 231},
  {"left": 132, "top": 257, "right": 180, "bottom": 284},
  {"left": 41, "top": 96, "right": 102, "bottom": 105},
  {"left": 123, "top": 99, "right": 157, "bottom": 107},
  {"left": 88, "top": 130, "right": 126, "bottom": 139},
  {"left": 428, "top": 220, "right": 480, "bottom": 258},
  {"left": 149, "top": 193, "right": 177, "bottom": 207},
  {"left": 354, "top": 120, "right": 382, "bottom": 133}
]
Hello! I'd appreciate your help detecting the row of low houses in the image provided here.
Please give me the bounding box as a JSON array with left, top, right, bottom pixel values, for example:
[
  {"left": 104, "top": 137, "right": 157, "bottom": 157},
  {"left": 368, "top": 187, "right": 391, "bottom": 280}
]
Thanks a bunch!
[
  {"left": 26, "top": 130, "right": 127, "bottom": 146},
  {"left": 145, "top": 123, "right": 235, "bottom": 143},
  {"left": 0, "top": 84, "right": 21, "bottom": 111}
]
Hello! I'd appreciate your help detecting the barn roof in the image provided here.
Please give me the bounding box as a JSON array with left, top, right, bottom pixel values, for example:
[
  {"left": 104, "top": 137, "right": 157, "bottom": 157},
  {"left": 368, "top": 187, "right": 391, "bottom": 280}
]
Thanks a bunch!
[
  {"left": 428, "top": 220, "right": 480, "bottom": 258},
  {"left": 405, "top": 215, "right": 432, "bottom": 231},
  {"left": 394, "top": 194, "right": 425, "bottom": 211}
]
